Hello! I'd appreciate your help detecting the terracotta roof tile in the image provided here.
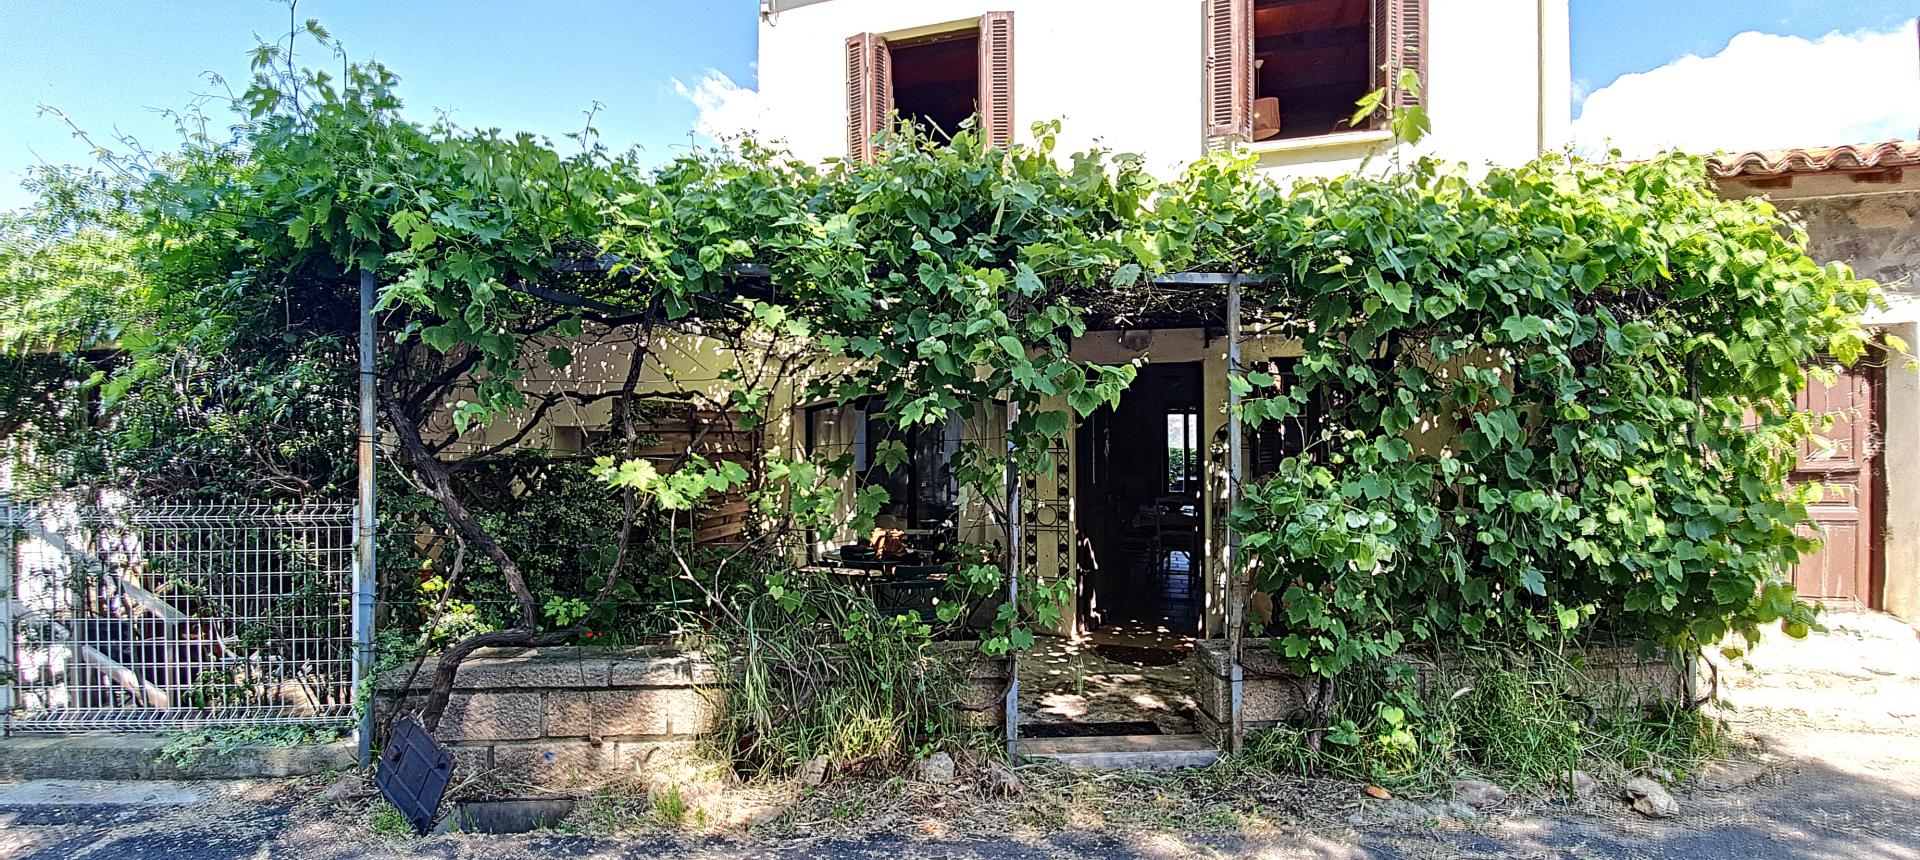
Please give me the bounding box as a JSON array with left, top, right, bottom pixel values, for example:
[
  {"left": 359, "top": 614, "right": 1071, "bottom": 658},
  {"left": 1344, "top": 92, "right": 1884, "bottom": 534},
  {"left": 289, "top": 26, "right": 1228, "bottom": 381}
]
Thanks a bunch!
[{"left": 1707, "top": 140, "right": 1920, "bottom": 179}]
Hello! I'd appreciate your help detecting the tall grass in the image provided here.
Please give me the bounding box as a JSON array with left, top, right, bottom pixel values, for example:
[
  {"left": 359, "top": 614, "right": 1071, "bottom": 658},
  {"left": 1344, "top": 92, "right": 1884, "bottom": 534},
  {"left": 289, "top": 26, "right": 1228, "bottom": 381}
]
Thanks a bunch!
[
  {"left": 708, "top": 584, "right": 984, "bottom": 777},
  {"left": 1245, "top": 643, "right": 1725, "bottom": 795}
]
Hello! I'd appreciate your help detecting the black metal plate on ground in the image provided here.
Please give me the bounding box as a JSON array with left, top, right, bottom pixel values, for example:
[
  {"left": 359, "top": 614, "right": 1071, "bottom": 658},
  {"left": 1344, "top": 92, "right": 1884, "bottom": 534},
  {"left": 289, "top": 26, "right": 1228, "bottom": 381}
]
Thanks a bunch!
[
  {"left": 375, "top": 715, "right": 455, "bottom": 834},
  {"left": 1020, "top": 720, "right": 1164, "bottom": 739},
  {"left": 1091, "top": 644, "right": 1187, "bottom": 667}
]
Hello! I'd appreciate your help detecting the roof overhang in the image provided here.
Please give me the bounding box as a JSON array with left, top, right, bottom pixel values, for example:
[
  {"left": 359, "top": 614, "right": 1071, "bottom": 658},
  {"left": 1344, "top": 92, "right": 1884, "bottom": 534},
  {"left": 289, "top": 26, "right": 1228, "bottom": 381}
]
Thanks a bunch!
[{"left": 1707, "top": 140, "right": 1920, "bottom": 185}]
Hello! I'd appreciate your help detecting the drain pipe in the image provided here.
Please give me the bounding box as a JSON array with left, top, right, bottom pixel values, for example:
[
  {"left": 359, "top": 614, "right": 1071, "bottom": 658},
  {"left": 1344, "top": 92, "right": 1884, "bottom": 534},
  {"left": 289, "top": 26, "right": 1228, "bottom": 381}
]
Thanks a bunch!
[{"left": 353, "top": 268, "right": 379, "bottom": 769}]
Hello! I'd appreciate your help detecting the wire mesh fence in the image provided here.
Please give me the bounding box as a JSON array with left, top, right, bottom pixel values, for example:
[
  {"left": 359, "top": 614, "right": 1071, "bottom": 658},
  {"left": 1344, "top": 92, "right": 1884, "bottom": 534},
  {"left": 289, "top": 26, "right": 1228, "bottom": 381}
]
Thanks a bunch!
[{"left": 3, "top": 500, "right": 357, "bottom": 733}]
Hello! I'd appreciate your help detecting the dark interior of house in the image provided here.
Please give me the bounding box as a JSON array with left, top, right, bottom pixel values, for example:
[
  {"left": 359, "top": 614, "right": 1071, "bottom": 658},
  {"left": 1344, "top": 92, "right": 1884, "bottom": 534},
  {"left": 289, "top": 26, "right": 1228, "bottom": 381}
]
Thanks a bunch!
[
  {"left": 889, "top": 30, "right": 980, "bottom": 140},
  {"left": 1253, "top": 0, "right": 1375, "bottom": 140},
  {"left": 1076, "top": 362, "right": 1204, "bottom": 638}
]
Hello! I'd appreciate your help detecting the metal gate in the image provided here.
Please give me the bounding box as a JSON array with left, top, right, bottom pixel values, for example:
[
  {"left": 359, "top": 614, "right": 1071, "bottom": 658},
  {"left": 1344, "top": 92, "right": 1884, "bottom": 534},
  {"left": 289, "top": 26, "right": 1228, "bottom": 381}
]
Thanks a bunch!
[{"left": 2, "top": 501, "right": 357, "bottom": 732}]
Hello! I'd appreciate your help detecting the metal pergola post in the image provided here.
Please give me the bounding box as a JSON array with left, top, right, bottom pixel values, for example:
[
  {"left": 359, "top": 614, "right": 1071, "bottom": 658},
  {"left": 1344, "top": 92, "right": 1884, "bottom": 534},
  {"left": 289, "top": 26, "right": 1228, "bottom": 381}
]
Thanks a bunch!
[
  {"left": 352, "top": 269, "right": 379, "bottom": 769},
  {"left": 1225, "top": 274, "right": 1247, "bottom": 756},
  {"left": 1002, "top": 400, "right": 1022, "bottom": 759}
]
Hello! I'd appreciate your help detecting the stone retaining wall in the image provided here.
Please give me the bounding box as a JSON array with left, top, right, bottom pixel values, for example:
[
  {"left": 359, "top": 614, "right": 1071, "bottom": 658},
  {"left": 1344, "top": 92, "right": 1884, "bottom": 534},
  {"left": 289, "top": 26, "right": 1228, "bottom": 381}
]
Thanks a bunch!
[
  {"left": 377, "top": 642, "right": 1009, "bottom": 785},
  {"left": 1188, "top": 641, "right": 1697, "bottom": 744}
]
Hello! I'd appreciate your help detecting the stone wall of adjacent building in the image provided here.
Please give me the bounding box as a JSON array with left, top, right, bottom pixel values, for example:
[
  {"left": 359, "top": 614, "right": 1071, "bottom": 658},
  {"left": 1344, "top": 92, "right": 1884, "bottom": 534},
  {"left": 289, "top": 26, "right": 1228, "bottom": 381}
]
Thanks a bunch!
[
  {"left": 1718, "top": 171, "right": 1920, "bottom": 622},
  {"left": 1791, "top": 191, "right": 1920, "bottom": 622},
  {"left": 376, "top": 642, "right": 1009, "bottom": 785},
  {"left": 1187, "top": 641, "right": 1696, "bottom": 743}
]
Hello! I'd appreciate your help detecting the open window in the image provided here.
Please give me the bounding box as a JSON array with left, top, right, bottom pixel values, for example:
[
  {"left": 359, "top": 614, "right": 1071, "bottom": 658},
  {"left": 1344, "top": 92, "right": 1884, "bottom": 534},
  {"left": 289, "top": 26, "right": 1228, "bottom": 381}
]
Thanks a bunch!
[
  {"left": 847, "top": 12, "right": 1014, "bottom": 160},
  {"left": 1205, "top": 0, "right": 1426, "bottom": 144}
]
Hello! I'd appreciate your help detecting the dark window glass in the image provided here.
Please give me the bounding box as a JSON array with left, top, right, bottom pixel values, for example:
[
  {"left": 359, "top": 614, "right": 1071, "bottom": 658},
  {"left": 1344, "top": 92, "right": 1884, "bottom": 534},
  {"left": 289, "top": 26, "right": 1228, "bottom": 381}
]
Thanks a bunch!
[{"left": 807, "top": 401, "right": 961, "bottom": 530}]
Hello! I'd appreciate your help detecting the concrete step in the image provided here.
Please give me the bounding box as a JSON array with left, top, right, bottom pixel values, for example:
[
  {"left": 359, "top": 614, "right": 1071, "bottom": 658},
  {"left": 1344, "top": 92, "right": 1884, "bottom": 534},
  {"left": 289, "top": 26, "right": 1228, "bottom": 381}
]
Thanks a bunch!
[{"left": 1019, "top": 733, "right": 1221, "bottom": 771}]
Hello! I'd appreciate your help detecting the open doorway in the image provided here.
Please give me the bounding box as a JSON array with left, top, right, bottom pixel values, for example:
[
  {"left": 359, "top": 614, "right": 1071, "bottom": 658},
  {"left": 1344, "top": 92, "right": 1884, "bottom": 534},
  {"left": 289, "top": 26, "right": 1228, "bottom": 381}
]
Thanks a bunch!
[
  {"left": 1076, "top": 362, "right": 1204, "bottom": 639},
  {"left": 1016, "top": 362, "right": 1205, "bottom": 743}
]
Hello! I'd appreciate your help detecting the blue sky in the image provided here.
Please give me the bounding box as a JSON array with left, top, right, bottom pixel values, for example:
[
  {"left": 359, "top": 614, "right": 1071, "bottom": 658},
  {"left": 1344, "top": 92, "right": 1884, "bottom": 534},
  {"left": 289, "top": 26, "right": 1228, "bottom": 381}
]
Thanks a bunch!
[
  {"left": 1569, "top": 0, "right": 1912, "bottom": 96},
  {"left": 0, "top": 0, "right": 1915, "bottom": 210},
  {"left": 0, "top": 0, "right": 759, "bottom": 210}
]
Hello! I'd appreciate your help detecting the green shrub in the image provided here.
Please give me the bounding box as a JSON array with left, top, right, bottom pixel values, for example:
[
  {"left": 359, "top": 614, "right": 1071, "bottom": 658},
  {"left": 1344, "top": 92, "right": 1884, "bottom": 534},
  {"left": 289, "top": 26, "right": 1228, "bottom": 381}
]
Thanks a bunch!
[{"left": 1226, "top": 149, "right": 1872, "bottom": 703}]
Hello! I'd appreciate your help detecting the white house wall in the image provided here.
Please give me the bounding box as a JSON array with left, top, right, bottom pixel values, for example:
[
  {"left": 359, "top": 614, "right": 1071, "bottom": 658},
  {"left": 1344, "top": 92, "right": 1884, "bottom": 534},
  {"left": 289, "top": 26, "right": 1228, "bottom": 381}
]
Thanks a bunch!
[{"left": 755, "top": 0, "right": 1570, "bottom": 180}]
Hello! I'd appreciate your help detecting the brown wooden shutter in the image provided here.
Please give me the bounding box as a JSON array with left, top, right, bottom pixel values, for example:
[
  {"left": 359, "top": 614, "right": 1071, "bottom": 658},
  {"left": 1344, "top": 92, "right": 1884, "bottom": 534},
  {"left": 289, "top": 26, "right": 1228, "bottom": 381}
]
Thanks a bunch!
[
  {"left": 978, "top": 11, "right": 1016, "bottom": 148},
  {"left": 1203, "top": 0, "right": 1252, "bottom": 143},
  {"left": 846, "top": 33, "right": 891, "bottom": 161},
  {"left": 1373, "top": 0, "right": 1427, "bottom": 113},
  {"left": 873, "top": 36, "right": 893, "bottom": 140}
]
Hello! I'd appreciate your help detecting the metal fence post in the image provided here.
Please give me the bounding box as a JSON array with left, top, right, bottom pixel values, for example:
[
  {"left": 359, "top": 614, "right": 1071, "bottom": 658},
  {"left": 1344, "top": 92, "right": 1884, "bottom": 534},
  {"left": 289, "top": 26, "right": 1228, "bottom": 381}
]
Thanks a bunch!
[
  {"left": 353, "top": 268, "right": 379, "bottom": 768},
  {"left": 1, "top": 501, "right": 16, "bottom": 735}
]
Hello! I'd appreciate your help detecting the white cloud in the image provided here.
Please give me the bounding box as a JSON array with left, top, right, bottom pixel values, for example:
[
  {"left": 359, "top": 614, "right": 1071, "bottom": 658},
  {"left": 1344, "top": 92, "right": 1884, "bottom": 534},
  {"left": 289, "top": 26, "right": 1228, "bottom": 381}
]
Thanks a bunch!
[
  {"left": 673, "top": 69, "right": 787, "bottom": 145},
  {"left": 1574, "top": 23, "right": 1920, "bottom": 159}
]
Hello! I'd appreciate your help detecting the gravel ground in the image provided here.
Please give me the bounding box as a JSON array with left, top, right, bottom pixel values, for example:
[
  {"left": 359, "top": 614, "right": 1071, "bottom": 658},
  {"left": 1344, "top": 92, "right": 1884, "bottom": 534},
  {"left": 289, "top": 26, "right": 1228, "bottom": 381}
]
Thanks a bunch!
[{"left": 4, "top": 612, "right": 1917, "bottom": 860}]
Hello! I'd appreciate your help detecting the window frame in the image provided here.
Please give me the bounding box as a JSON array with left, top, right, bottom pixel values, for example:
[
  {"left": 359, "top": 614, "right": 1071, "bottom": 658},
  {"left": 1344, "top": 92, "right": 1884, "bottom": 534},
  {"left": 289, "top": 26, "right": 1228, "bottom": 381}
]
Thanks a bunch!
[
  {"left": 804, "top": 399, "right": 964, "bottom": 531},
  {"left": 1204, "top": 0, "right": 1426, "bottom": 148},
  {"left": 846, "top": 12, "right": 1015, "bottom": 161}
]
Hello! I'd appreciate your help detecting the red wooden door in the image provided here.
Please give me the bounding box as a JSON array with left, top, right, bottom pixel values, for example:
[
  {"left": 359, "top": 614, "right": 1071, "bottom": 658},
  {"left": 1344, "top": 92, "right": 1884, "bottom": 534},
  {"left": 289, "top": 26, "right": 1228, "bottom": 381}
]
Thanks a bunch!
[{"left": 1789, "top": 364, "right": 1879, "bottom": 606}]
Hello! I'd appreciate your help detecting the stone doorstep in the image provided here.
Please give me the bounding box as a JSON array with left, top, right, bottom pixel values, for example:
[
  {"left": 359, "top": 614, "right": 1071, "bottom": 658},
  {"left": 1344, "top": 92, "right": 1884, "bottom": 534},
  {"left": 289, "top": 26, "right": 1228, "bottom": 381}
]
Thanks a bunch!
[
  {"left": 0, "top": 734, "right": 355, "bottom": 782},
  {"left": 1021, "top": 734, "right": 1222, "bottom": 771}
]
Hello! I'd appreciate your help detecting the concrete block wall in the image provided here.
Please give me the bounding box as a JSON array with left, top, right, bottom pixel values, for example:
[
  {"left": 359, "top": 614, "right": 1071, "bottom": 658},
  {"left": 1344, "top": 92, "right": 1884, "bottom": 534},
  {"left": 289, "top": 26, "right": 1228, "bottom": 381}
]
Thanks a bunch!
[
  {"left": 1188, "top": 641, "right": 1313, "bottom": 744},
  {"left": 1187, "top": 640, "right": 1693, "bottom": 744},
  {"left": 377, "top": 646, "right": 718, "bottom": 785},
  {"left": 378, "top": 642, "right": 1009, "bottom": 785}
]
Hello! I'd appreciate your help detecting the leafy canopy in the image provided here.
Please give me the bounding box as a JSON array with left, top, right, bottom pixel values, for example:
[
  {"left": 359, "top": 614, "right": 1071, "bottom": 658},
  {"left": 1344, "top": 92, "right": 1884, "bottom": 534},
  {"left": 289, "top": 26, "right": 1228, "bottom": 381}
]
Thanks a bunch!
[
  {"left": 1220, "top": 151, "right": 1876, "bottom": 674},
  {"left": 2, "top": 35, "right": 1880, "bottom": 668}
]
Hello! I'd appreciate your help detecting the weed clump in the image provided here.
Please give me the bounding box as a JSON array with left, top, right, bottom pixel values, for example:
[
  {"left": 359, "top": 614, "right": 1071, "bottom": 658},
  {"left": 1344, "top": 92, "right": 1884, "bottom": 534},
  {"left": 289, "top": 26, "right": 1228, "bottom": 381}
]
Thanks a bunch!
[
  {"left": 709, "top": 584, "right": 994, "bottom": 779},
  {"left": 1244, "top": 644, "right": 1725, "bottom": 795}
]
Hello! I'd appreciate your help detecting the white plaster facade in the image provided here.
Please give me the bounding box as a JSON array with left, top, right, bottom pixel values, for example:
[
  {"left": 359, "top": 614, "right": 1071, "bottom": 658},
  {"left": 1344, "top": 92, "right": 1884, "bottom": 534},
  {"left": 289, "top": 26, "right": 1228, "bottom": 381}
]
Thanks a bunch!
[{"left": 754, "top": 0, "right": 1571, "bottom": 180}]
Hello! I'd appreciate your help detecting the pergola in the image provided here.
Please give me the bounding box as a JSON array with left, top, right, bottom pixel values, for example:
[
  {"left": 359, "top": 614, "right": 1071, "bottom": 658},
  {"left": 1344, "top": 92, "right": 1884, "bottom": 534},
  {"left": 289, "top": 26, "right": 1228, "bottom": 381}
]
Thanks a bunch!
[{"left": 350, "top": 262, "right": 1274, "bottom": 763}]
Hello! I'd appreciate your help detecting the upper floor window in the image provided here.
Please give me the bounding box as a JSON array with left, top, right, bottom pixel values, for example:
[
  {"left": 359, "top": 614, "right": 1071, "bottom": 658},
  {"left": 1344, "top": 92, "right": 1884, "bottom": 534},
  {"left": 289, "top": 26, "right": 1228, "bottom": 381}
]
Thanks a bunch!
[
  {"left": 847, "top": 12, "right": 1014, "bottom": 161},
  {"left": 1205, "top": 0, "right": 1426, "bottom": 145}
]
